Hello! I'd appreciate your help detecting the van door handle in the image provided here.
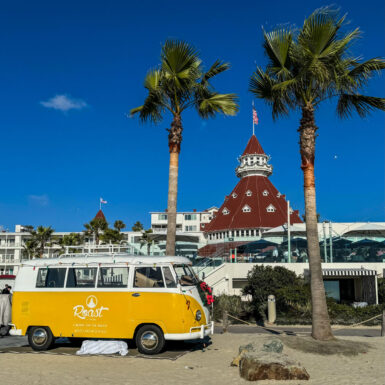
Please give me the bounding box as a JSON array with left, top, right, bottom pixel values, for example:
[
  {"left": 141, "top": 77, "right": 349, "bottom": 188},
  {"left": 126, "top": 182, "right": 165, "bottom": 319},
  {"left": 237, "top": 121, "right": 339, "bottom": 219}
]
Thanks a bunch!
[{"left": 132, "top": 293, "right": 141, "bottom": 297}]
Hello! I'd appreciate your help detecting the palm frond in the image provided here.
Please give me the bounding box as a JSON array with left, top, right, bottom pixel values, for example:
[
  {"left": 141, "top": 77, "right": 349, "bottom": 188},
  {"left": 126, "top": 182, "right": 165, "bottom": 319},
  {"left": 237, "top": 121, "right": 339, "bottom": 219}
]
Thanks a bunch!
[
  {"left": 197, "top": 93, "right": 239, "bottom": 118},
  {"left": 144, "top": 69, "right": 162, "bottom": 91},
  {"left": 337, "top": 94, "right": 385, "bottom": 118},
  {"left": 161, "top": 39, "right": 201, "bottom": 90},
  {"left": 263, "top": 28, "right": 293, "bottom": 78},
  {"left": 201, "top": 60, "right": 230, "bottom": 84}
]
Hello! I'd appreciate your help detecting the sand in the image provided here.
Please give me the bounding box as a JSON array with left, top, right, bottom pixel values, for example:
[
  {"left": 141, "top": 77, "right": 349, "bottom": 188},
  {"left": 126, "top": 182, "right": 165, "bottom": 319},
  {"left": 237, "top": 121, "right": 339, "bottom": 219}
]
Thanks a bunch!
[{"left": 0, "top": 334, "right": 383, "bottom": 385}]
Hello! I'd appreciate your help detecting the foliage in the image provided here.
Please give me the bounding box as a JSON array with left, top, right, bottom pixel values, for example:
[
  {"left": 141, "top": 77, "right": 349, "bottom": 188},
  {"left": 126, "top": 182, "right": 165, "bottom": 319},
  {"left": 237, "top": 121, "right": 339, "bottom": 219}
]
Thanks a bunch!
[
  {"left": 83, "top": 218, "right": 108, "bottom": 245},
  {"left": 100, "top": 228, "right": 125, "bottom": 244},
  {"left": 114, "top": 220, "right": 126, "bottom": 232},
  {"left": 212, "top": 295, "right": 253, "bottom": 323},
  {"left": 139, "top": 229, "right": 153, "bottom": 254},
  {"left": 130, "top": 39, "right": 238, "bottom": 123},
  {"left": 132, "top": 221, "right": 144, "bottom": 232},
  {"left": 24, "top": 226, "right": 55, "bottom": 258},
  {"left": 249, "top": 7, "right": 385, "bottom": 119},
  {"left": 56, "top": 233, "right": 84, "bottom": 254},
  {"left": 242, "top": 265, "right": 301, "bottom": 320}
]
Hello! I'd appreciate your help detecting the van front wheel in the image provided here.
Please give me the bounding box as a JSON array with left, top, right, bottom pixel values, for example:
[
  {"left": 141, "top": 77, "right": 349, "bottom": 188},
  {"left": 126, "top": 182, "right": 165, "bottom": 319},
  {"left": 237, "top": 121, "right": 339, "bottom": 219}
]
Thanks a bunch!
[
  {"left": 28, "top": 326, "right": 54, "bottom": 351},
  {"left": 135, "top": 325, "right": 165, "bottom": 355}
]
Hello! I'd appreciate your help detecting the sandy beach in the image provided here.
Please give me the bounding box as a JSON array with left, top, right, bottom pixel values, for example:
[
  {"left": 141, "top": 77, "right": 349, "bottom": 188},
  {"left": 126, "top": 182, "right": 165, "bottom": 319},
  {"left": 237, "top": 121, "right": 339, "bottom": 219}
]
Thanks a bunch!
[{"left": 0, "top": 333, "right": 384, "bottom": 385}]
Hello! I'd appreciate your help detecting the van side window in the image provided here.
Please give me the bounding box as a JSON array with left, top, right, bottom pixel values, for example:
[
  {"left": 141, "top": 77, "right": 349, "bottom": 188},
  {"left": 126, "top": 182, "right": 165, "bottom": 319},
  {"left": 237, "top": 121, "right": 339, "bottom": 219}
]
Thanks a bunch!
[
  {"left": 66, "top": 268, "right": 97, "bottom": 288},
  {"left": 36, "top": 268, "right": 66, "bottom": 288},
  {"left": 162, "top": 266, "right": 177, "bottom": 288},
  {"left": 98, "top": 267, "right": 129, "bottom": 288},
  {"left": 134, "top": 267, "right": 165, "bottom": 288}
]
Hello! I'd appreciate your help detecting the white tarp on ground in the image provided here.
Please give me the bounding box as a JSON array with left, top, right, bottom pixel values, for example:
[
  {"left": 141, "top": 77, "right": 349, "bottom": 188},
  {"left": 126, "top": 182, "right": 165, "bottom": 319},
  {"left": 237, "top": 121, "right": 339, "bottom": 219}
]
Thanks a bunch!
[{"left": 76, "top": 340, "right": 128, "bottom": 356}]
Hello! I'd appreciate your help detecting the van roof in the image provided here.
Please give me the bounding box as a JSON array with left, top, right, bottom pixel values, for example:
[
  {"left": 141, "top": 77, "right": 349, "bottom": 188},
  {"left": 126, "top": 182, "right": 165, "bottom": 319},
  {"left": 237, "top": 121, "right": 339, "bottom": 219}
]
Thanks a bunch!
[{"left": 21, "top": 254, "right": 192, "bottom": 267}]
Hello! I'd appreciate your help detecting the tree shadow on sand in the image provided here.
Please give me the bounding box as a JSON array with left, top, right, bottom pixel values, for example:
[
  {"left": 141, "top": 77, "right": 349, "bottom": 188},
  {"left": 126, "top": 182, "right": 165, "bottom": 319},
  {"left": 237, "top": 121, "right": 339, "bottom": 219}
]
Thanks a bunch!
[{"left": 279, "top": 336, "right": 372, "bottom": 356}]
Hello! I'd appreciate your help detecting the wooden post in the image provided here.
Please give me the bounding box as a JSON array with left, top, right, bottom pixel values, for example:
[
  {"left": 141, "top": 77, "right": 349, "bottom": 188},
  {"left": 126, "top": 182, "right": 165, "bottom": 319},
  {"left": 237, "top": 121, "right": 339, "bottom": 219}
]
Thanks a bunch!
[
  {"left": 381, "top": 310, "right": 385, "bottom": 337},
  {"left": 223, "top": 310, "right": 229, "bottom": 333}
]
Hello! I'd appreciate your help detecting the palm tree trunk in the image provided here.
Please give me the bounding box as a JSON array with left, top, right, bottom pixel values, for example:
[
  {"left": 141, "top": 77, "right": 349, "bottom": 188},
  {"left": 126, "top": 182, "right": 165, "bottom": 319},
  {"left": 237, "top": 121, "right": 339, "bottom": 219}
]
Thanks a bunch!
[
  {"left": 166, "top": 114, "right": 182, "bottom": 256},
  {"left": 299, "top": 103, "right": 334, "bottom": 341}
]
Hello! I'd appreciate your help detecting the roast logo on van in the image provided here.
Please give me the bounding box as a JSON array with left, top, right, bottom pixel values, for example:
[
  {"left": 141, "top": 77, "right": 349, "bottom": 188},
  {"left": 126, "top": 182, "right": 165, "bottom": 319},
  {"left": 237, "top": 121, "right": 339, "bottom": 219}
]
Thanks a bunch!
[{"left": 73, "top": 295, "right": 109, "bottom": 320}]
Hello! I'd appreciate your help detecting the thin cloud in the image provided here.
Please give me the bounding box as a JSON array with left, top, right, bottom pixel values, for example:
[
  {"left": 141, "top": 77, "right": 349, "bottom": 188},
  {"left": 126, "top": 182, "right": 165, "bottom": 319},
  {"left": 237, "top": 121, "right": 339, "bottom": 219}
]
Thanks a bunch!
[
  {"left": 40, "top": 94, "right": 88, "bottom": 112},
  {"left": 28, "top": 194, "right": 49, "bottom": 207}
]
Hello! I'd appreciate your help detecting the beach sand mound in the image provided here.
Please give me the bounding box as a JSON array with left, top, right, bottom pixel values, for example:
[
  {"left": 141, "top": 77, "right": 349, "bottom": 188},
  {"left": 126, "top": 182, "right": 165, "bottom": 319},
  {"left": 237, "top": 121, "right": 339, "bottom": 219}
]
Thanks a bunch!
[{"left": 280, "top": 335, "right": 372, "bottom": 356}]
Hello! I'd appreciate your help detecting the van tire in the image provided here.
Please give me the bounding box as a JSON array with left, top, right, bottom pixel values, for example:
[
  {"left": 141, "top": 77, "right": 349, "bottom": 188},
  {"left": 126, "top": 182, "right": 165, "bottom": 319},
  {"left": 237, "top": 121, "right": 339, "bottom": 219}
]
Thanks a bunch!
[
  {"left": 135, "top": 325, "right": 165, "bottom": 355},
  {"left": 28, "top": 326, "right": 54, "bottom": 351}
]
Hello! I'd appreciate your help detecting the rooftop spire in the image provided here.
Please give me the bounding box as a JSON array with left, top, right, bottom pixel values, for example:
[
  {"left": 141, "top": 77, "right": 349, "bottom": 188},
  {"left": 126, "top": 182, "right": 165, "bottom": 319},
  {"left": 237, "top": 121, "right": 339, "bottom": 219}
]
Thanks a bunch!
[{"left": 236, "top": 134, "right": 272, "bottom": 178}]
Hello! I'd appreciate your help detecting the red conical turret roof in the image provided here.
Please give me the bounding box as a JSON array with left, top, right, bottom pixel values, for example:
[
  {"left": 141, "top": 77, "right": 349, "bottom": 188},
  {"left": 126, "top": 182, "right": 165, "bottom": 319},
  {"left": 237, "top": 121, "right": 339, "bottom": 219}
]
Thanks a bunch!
[
  {"left": 242, "top": 134, "right": 265, "bottom": 156},
  {"left": 94, "top": 210, "right": 106, "bottom": 221}
]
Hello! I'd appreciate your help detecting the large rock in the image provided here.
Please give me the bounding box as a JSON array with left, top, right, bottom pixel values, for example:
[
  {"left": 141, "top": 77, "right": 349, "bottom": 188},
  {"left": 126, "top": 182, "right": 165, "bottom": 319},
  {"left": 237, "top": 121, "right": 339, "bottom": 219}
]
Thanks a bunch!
[
  {"left": 231, "top": 338, "right": 283, "bottom": 367},
  {"left": 262, "top": 338, "right": 283, "bottom": 353},
  {"left": 239, "top": 351, "right": 310, "bottom": 381}
]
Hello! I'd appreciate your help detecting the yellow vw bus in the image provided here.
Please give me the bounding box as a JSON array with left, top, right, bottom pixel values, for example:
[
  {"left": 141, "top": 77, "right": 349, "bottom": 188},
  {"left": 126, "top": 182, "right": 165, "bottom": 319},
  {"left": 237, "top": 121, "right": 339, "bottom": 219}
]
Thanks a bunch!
[{"left": 10, "top": 254, "right": 213, "bottom": 354}]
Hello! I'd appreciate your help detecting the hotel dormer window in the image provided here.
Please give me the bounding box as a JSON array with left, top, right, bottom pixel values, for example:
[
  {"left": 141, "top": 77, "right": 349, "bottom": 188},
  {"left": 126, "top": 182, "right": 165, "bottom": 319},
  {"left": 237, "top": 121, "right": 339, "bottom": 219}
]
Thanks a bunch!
[
  {"left": 262, "top": 190, "right": 269, "bottom": 196},
  {"left": 232, "top": 192, "right": 237, "bottom": 198},
  {"left": 242, "top": 205, "right": 251, "bottom": 213},
  {"left": 222, "top": 208, "right": 230, "bottom": 215},
  {"left": 246, "top": 190, "right": 252, "bottom": 197},
  {"left": 266, "top": 204, "right": 276, "bottom": 213},
  {"left": 277, "top": 192, "right": 281, "bottom": 198}
]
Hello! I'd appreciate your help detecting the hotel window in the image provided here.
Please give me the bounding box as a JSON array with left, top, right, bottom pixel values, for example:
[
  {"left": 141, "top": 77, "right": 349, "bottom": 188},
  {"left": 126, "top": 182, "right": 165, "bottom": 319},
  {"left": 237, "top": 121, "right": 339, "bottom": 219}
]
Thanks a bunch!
[
  {"left": 241, "top": 230, "right": 245, "bottom": 236},
  {"left": 242, "top": 205, "right": 251, "bottom": 213},
  {"left": 246, "top": 190, "right": 252, "bottom": 197},
  {"left": 185, "top": 225, "right": 197, "bottom": 232},
  {"left": 262, "top": 190, "right": 269, "bottom": 196},
  {"left": 246, "top": 230, "right": 249, "bottom": 236},
  {"left": 232, "top": 192, "right": 237, "bottom": 198},
  {"left": 185, "top": 214, "right": 197, "bottom": 221},
  {"left": 222, "top": 208, "right": 230, "bottom": 215},
  {"left": 266, "top": 204, "right": 276, "bottom": 213},
  {"left": 158, "top": 214, "right": 168, "bottom": 220},
  {"left": 250, "top": 229, "right": 254, "bottom": 236},
  {"left": 236, "top": 230, "right": 240, "bottom": 237},
  {"left": 231, "top": 231, "right": 234, "bottom": 237},
  {"left": 277, "top": 192, "right": 281, "bottom": 198}
]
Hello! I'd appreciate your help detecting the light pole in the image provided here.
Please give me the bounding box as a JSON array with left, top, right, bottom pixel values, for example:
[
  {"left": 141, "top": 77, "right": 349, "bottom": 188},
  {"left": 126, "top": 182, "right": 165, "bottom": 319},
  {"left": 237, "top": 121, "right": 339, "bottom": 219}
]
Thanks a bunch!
[{"left": 287, "top": 201, "right": 291, "bottom": 263}]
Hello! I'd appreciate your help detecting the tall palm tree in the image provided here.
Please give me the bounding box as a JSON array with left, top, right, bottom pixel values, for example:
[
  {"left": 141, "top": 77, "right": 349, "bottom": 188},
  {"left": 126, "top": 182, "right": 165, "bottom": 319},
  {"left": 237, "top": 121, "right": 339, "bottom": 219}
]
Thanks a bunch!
[
  {"left": 58, "top": 233, "right": 84, "bottom": 254},
  {"left": 83, "top": 218, "right": 108, "bottom": 245},
  {"left": 131, "top": 40, "right": 238, "bottom": 255},
  {"left": 249, "top": 8, "right": 385, "bottom": 340}
]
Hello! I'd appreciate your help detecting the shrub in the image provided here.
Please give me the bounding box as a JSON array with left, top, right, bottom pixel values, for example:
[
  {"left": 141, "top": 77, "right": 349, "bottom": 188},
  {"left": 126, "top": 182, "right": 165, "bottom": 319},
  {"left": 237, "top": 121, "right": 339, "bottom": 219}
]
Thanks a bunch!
[
  {"left": 242, "top": 265, "right": 303, "bottom": 320},
  {"left": 213, "top": 295, "right": 253, "bottom": 323}
]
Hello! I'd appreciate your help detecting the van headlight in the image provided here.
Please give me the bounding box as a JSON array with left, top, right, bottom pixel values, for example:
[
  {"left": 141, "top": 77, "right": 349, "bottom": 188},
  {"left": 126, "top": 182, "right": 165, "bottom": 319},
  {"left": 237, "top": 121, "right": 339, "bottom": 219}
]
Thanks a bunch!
[{"left": 195, "top": 310, "right": 202, "bottom": 321}]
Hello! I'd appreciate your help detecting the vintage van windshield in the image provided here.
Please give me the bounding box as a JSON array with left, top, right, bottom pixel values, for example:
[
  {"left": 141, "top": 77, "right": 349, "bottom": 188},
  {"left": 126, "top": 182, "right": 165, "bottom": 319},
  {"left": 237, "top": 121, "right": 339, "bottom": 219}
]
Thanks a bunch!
[{"left": 174, "top": 264, "right": 198, "bottom": 286}]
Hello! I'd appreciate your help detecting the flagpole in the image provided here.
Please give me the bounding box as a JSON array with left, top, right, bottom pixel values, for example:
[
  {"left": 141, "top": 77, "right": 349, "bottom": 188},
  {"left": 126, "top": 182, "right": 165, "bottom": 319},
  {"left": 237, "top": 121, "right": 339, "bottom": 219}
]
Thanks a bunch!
[
  {"left": 99, "top": 199, "right": 101, "bottom": 210},
  {"left": 252, "top": 101, "right": 255, "bottom": 136}
]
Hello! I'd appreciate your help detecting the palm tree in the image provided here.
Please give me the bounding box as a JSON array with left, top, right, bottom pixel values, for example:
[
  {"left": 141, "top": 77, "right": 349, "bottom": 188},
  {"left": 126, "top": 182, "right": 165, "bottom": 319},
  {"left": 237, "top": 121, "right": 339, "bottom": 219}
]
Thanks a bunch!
[
  {"left": 139, "top": 229, "right": 154, "bottom": 255},
  {"left": 131, "top": 40, "right": 238, "bottom": 255},
  {"left": 249, "top": 7, "right": 385, "bottom": 340},
  {"left": 132, "top": 221, "right": 144, "bottom": 232},
  {"left": 114, "top": 220, "right": 126, "bottom": 232},
  {"left": 29, "top": 226, "right": 55, "bottom": 258},
  {"left": 23, "top": 239, "right": 39, "bottom": 260},
  {"left": 83, "top": 218, "right": 108, "bottom": 245},
  {"left": 58, "top": 233, "right": 84, "bottom": 254}
]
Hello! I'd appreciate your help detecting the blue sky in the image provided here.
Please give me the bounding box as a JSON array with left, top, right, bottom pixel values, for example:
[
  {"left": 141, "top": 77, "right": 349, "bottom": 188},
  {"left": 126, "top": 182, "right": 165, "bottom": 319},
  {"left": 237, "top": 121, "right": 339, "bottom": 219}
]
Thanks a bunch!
[{"left": 0, "top": 0, "right": 384, "bottom": 231}]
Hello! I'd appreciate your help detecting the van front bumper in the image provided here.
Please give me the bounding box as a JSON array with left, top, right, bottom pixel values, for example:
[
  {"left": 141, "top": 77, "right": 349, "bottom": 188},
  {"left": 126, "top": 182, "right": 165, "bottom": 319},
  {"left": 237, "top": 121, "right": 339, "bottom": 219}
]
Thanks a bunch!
[{"left": 164, "top": 321, "right": 214, "bottom": 340}]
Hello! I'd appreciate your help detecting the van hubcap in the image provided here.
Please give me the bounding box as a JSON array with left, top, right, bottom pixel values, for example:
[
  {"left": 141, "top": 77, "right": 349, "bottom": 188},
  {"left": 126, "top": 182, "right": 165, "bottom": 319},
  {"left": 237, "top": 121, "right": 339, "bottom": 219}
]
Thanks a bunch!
[
  {"left": 141, "top": 331, "right": 158, "bottom": 350},
  {"left": 32, "top": 328, "right": 48, "bottom": 346}
]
